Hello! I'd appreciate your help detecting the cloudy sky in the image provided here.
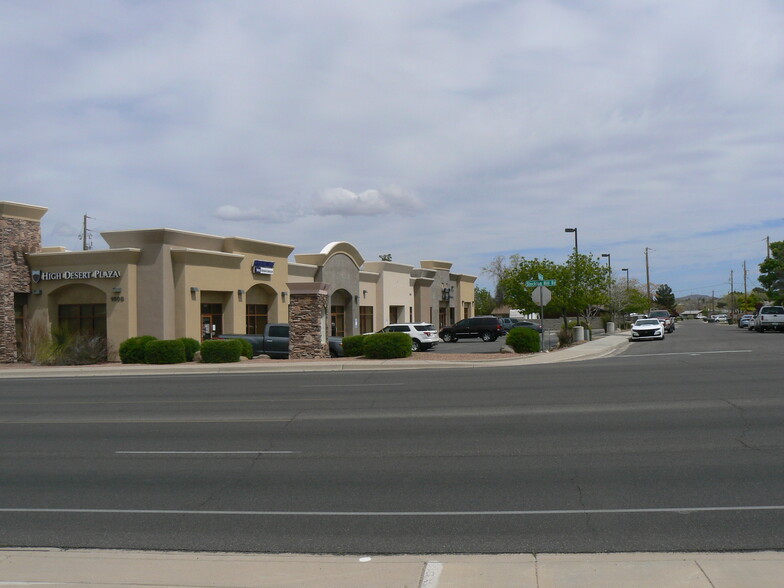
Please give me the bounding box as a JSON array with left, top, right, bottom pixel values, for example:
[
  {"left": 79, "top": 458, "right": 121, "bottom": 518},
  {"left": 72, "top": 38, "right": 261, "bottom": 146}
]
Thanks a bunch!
[{"left": 3, "top": 0, "right": 783, "bottom": 297}]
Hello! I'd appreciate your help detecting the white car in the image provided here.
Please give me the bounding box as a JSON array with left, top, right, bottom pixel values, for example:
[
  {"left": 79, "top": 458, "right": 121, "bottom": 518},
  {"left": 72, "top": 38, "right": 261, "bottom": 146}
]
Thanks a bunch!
[
  {"left": 629, "top": 318, "right": 665, "bottom": 341},
  {"left": 378, "top": 323, "right": 440, "bottom": 351}
]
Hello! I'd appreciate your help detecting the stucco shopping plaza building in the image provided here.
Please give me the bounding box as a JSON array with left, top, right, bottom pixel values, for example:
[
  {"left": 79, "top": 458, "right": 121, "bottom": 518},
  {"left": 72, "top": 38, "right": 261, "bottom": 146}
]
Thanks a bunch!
[{"left": 1, "top": 201, "right": 476, "bottom": 363}]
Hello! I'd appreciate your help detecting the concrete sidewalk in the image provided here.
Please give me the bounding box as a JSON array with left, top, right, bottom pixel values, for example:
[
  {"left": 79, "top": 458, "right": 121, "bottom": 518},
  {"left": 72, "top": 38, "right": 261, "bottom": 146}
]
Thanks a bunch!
[
  {"left": 0, "top": 332, "right": 631, "bottom": 379},
  {"left": 1, "top": 548, "right": 783, "bottom": 587}
]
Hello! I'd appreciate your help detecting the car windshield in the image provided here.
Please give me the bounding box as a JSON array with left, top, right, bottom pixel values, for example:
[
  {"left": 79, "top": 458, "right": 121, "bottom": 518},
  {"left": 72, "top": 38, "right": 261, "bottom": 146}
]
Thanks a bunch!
[{"left": 636, "top": 319, "right": 660, "bottom": 326}]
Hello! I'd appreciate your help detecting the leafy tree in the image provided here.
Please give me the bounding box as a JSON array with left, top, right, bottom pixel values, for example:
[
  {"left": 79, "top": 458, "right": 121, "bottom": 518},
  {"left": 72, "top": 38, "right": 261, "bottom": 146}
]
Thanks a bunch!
[
  {"left": 610, "top": 277, "right": 650, "bottom": 315},
  {"left": 736, "top": 292, "right": 762, "bottom": 312},
  {"left": 759, "top": 241, "right": 784, "bottom": 304},
  {"left": 473, "top": 286, "right": 496, "bottom": 316},
  {"left": 654, "top": 284, "right": 676, "bottom": 312},
  {"left": 482, "top": 254, "right": 521, "bottom": 306},
  {"left": 500, "top": 252, "right": 609, "bottom": 329}
]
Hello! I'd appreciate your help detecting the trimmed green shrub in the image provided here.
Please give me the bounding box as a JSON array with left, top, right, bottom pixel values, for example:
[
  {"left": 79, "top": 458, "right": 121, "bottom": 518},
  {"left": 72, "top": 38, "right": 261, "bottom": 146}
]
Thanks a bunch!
[
  {"left": 342, "top": 335, "right": 367, "bottom": 357},
  {"left": 119, "top": 335, "right": 157, "bottom": 364},
  {"left": 200, "top": 339, "right": 242, "bottom": 363},
  {"left": 177, "top": 337, "right": 201, "bottom": 362},
  {"left": 362, "top": 332, "right": 412, "bottom": 359},
  {"left": 144, "top": 339, "right": 186, "bottom": 364},
  {"left": 237, "top": 338, "right": 253, "bottom": 359},
  {"left": 506, "top": 327, "right": 541, "bottom": 353}
]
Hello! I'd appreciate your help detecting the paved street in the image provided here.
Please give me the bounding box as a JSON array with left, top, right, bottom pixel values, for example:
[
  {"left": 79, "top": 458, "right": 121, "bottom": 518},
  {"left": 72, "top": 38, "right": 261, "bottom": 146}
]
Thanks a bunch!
[{"left": 1, "top": 320, "right": 782, "bottom": 558}]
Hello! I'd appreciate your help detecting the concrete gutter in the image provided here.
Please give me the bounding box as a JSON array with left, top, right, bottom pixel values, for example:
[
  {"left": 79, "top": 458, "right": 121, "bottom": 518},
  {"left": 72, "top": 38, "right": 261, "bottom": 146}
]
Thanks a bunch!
[{"left": 0, "top": 333, "right": 632, "bottom": 379}]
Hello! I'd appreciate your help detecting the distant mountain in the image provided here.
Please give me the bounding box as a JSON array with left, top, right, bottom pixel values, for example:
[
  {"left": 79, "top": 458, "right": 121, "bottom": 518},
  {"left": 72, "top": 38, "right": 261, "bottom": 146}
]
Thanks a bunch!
[{"left": 676, "top": 294, "right": 711, "bottom": 302}]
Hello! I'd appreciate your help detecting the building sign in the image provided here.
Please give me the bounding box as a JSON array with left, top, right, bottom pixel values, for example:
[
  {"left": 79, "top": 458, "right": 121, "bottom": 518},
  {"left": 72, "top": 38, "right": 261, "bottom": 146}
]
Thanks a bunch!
[
  {"left": 252, "top": 260, "right": 275, "bottom": 275},
  {"left": 31, "top": 269, "right": 121, "bottom": 283}
]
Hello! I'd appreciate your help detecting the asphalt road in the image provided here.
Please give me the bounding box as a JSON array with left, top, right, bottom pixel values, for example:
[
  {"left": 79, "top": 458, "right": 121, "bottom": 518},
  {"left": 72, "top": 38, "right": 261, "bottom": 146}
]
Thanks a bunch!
[{"left": 1, "top": 320, "right": 783, "bottom": 553}]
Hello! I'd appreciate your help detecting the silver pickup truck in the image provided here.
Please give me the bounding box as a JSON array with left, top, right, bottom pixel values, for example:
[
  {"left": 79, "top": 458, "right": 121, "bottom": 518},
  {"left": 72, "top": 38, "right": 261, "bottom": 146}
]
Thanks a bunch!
[{"left": 753, "top": 306, "right": 784, "bottom": 332}]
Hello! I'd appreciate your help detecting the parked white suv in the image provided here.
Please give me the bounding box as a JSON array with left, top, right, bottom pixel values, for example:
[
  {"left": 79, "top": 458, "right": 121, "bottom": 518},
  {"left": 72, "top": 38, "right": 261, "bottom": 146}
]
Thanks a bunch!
[{"left": 379, "top": 323, "right": 439, "bottom": 351}]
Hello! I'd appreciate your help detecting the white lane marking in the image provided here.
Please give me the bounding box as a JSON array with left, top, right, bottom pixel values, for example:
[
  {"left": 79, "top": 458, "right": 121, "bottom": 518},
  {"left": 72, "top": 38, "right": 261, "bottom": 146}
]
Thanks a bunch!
[
  {"left": 0, "top": 418, "right": 290, "bottom": 425},
  {"left": 619, "top": 350, "right": 752, "bottom": 358},
  {"left": 300, "top": 383, "right": 404, "bottom": 388},
  {"left": 115, "top": 451, "right": 297, "bottom": 455},
  {"left": 420, "top": 561, "right": 443, "bottom": 588},
  {"left": 2, "top": 505, "right": 784, "bottom": 516}
]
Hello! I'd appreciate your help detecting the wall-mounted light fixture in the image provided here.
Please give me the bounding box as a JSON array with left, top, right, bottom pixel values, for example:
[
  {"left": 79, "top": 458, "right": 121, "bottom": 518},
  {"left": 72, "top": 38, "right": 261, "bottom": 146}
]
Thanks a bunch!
[
  {"left": 281, "top": 291, "right": 287, "bottom": 302},
  {"left": 32, "top": 289, "right": 42, "bottom": 295},
  {"left": 190, "top": 287, "right": 199, "bottom": 294},
  {"left": 112, "top": 287, "right": 122, "bottom": 294},
  {"left": 354, "top": 295, "right": 360, "bottom": 304},
  {"left": 237, "top": 289, "right": 245, "bottom": 295},
  {"left": 362, "top": 289, "right": 368, "bottom": 298}
]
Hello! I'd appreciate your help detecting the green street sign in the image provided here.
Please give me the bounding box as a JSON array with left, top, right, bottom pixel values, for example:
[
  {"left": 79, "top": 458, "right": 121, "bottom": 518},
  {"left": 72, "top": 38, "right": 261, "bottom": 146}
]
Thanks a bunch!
[
  {"left": 542, "top": 279, "right": 557, "bottom": 287},
  {"left": 525, "top": 279, "right": 557, "bottom": 287}
]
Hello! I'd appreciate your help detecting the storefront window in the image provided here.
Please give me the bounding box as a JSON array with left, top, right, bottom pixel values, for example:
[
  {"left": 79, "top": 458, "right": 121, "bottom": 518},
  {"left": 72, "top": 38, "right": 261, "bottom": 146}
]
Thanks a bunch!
[
  {"left": 58, "top": 304, "right": 107, "bottom": 337},
  {"left": 359, "top": 306, "right": 373, "bottom": 334},
  {"left": 246, "top": 304, "right": 268, "bottom": 334}
]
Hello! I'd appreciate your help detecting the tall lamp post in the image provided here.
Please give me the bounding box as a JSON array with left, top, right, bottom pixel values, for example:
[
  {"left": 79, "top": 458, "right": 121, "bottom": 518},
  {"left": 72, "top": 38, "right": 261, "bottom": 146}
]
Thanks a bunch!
[
  {"left": 601, "top": 253, "right": 612, "bottom": 323},
  {"left": 565, "top": 228, "right": 579, "bottom": 326},
  {"left": 564, "top": 227, "right": 578, "bottom": 254},
  {"left": 621, "top": 267, "right": 629, "bottom": 324}
]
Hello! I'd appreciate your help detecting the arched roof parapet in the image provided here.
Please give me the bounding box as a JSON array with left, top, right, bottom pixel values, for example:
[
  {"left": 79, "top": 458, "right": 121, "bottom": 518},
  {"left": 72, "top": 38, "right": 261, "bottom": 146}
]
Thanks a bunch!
[{"left": 294, "top": 241, "right": 364, "bottom": 270}]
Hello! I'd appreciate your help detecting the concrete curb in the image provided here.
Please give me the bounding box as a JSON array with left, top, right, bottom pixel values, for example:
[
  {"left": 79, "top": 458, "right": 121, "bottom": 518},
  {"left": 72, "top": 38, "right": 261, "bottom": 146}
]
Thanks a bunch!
[{"left": 0, "top": 333, "right": 632, "bottom": 379}]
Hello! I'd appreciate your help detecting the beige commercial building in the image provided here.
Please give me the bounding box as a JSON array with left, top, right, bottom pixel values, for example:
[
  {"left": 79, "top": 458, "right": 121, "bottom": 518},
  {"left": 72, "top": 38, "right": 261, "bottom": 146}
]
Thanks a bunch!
[{"left": 1, "top": 201, "right": 476, "bottom": 362}]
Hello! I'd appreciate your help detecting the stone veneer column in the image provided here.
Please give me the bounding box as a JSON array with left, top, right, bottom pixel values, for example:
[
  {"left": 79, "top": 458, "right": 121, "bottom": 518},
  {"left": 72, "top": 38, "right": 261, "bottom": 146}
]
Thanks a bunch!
[
  {"left": 287, "top": 282, "right": 330, "bottom": 359},
  {"left": 0, "top": 202, "right": 47, "bottom": 363}
]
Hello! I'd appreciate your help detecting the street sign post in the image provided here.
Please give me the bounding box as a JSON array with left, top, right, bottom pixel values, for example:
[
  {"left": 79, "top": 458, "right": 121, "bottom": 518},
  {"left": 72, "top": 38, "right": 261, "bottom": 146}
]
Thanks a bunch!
[{"left": 524, "top": 278, "right": 556, "bottom": 352}]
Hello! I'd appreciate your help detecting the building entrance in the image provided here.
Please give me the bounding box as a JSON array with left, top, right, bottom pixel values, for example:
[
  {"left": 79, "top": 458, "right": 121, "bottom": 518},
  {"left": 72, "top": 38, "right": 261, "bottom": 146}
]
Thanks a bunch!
[
  {"left": 331, "top": 305, "right": 345, "bottom": 337},
  {"left": 201, "top": 303, "right": 223, "bottom": 340}
]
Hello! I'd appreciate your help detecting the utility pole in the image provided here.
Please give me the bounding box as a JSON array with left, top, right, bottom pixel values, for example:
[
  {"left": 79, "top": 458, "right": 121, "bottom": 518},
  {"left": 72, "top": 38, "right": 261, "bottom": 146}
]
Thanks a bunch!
[
  {"left": 766, "top": 236, "right": 771, "bottom": 259},
  {"left": 730, "top": 270, "right": 734, "bottom": 320},
  {"left": 645, "top": 247, "right": 651, "bottom": 311},
  {"left": 743, "top": 261, "right": 748, "bottom": 308},
  {"left": 711, "top": 290, "right": 715, "bottom": 316},
  {"left": 80, "top": 214, "right": 93, "bottom": 251}
]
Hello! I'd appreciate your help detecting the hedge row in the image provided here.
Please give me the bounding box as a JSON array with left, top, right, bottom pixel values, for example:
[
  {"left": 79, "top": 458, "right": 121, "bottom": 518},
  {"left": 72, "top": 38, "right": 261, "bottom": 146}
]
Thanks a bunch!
[
  {"left": 341, "top": 335, "right": 367, "bottom": 357},
  {"left": 119, "top": 336, "right": 202, "bottom": 364},
  {"left": 201, "top": 339, "right": 243, "bottom": 363},
  {"left": 361, "top": 332, "right": 412, "bottom": 359}
]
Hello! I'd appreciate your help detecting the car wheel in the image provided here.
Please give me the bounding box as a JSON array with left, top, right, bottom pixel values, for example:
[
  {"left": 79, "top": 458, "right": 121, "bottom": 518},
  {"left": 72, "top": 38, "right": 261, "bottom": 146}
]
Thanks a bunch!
[
  {"left": 481, "top": 331, "right": 493, "bottom": 342},
  {"left": 411, "top": 339, "right": 421, "bottom": 352},
  {"left": 443, "top": 332, "right": 456, "bottom": 343}
]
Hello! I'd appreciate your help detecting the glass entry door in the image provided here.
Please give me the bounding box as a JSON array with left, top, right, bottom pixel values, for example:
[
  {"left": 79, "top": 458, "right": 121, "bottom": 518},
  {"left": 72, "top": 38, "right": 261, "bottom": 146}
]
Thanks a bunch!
[{"left": 201, "top": 303, "right": 223, "bottom": 340}]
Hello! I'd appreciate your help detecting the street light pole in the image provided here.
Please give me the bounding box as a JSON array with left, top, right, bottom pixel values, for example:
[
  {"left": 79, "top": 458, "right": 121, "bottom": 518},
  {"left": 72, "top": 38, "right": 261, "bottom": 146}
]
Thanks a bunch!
[
  {"left": 601, "top": 253, "right": 612, "bottom": 322},
  {"left": 621, "top": 267, "right": 629, "bottom": 324},
  {"left": 565, "top": 228, "right": 579, "bottom": 327},
  {"left": 564, "top": 227, "right": 578, "bottom": 255}
]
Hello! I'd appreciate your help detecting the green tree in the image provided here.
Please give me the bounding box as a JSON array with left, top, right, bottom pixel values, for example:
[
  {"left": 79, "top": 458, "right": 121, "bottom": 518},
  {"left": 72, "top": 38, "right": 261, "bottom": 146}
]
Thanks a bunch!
[
  {"left": 759, "top": 241, "right": 784, "bottom": 304},
  {"left": 500, "top": 252, "right": 609, "bottom": 329},
  {"left": 654, "top": 284, "right": 676, "bottom": 312},
  {"left": 473, "top": 286, "right": 496, "bottom": 316}
]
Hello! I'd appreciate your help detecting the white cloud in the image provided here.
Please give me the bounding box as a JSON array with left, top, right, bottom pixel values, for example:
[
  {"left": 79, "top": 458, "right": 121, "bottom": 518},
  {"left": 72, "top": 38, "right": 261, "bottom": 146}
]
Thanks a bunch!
[
  {"left": 312, "top": 186, "right": 424, "bottom": 217},
  {"left": 2, "top": 0, "right": 784, "bottom": 294}
]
